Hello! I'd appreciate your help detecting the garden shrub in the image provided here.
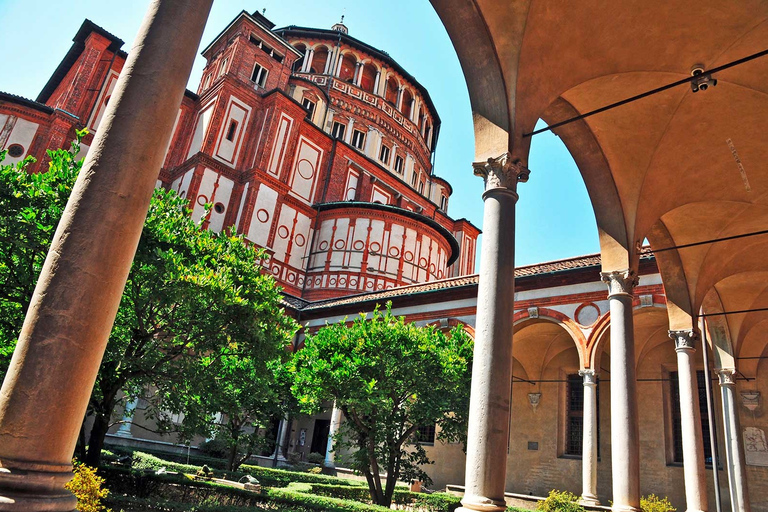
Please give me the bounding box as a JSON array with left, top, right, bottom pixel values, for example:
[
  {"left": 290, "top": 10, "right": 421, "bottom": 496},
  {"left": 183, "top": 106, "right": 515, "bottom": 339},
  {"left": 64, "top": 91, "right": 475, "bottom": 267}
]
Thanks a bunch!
[
  {"left": 536, "top": 490, "right": 585, "bottom": 512},
  {"left": 198, "top": 439, "right": 229, "bottom": 459},
  {"left": 306, "top": 452, "right": 325, "bottom": 465},
  {"left": 239, "top": 463, "right": 363, "bottom": 486},
  {"left": 304, "top": 484, "right": 463, "bottom": 511},
  {"left": 641, "top": 495, "right": 676, "bottom": 512},
  {"left": 66, "top": 460, "right": 110, "bottom": 512}
]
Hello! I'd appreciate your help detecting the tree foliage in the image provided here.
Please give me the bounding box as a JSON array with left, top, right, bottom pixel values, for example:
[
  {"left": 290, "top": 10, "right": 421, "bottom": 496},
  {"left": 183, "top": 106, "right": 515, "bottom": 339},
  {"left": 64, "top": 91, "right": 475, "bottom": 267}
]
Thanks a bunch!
[
  {"left": 0, "top": 133, "right": 297, "bottom": 467},
  {"left": 289, "top": 304, "right": 473, "bottom": 507},
  {"left": 0, "top": 136, "right": 83, "bottom": 372}
]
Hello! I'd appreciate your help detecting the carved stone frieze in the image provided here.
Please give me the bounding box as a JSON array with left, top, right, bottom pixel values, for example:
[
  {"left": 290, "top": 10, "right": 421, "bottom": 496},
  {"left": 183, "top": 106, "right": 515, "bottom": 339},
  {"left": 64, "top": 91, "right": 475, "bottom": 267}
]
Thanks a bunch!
[
  {"left": 600, "top": 269, "right": 638, "bottom": 297},
  {"left": 472, "top": 152, "right": 530, "bottom": 194}
]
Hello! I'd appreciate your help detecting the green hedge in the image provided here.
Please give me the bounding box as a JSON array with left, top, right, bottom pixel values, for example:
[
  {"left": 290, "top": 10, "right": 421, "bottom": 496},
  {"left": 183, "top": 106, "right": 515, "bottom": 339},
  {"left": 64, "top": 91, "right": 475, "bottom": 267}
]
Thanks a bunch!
[
  {"left": 240, "top": 463, "right": 364, "bottom": 486},
  {"left": 108, "top": 445, "right": 229, "bottom": 470},
  {"left": 105, "top": 493, "right": 313, "bottom": 512},
  {"left": 305, "top": 483, "right": 463, "bottom": 512},
  {"left": 121, "top": 450, "right": 363, "bottom": 488},
  {"left": 101, "top": 466, "right": 388, "bottom": 512},
  {"left": 127, "top": 451, "right": 290, "bottom": 488}
]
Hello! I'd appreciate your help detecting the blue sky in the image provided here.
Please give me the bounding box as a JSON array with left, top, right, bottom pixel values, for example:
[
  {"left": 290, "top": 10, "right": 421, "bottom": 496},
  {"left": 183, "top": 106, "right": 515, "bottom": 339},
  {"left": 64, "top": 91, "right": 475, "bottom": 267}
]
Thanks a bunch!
[{"left": 0, "top": 0, "right": 600, "bottom": 267}]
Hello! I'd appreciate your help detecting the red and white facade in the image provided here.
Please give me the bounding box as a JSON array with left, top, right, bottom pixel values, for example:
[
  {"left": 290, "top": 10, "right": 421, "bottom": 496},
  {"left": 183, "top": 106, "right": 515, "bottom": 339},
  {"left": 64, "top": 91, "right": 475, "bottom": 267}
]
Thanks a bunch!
[{"left": 0, "top": 11, "right": 479, "bottom": 301}]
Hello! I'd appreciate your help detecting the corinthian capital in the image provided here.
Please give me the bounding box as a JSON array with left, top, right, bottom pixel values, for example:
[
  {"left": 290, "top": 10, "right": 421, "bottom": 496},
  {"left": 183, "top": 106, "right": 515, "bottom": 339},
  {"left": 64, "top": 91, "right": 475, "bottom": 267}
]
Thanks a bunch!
[
  {"left": 716, "top": 368, "right": 736, "bottom": 386},
  {"left": 579, "top": 369, "right": 598, "bottom": 386},
  {"left": 600, "top": 269, "right": 638, "bottom": 297},
  {"left": 472, "top": 152, "right": 530, "bottom": 195},
  {"left": 669, "top": 329, "right": 698, "bottom": 351}
]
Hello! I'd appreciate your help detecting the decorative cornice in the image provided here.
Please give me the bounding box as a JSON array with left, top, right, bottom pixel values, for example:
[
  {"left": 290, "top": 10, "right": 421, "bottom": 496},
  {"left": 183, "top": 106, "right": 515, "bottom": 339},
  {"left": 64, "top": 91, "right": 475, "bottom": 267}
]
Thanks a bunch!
[
  {"left": 716, "top": 368, "right": 736, "bottom": 386},
  {"left": 579, "top": 369, "right": 598, "bottom": 386},
  {"left": 669, "top": 329, "right": 698, "bottom": 351},
  {"left": 472, "top": 152, "right": 530, "bottom": 196},
  {"left": 600, "top": 269, "right": 638, "bottom": 297}
]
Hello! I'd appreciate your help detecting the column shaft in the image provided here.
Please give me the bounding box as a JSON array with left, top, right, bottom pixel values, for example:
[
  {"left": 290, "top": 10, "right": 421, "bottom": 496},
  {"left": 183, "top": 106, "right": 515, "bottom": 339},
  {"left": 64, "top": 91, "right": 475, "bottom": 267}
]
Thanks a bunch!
[
  {"left": 325, "top": 405, "right": 343, "bottom": 467},
  {"left": 459, "top": 154, "right": 529, "bottom": 512},
  {"left": 670, "top": 330, "right": 709, "bottom": 512},
  {"left": 580, "top": 370, "right": 599, "bottom": 505},
  {"left": 718, "top": 370, "right": 750, "bottom": 512},
  {"left": 0, "top": 1, "right": 213, "bottom": 510},
  {"left": 601, "top": 271, "right": 640, "bottom": 512}
]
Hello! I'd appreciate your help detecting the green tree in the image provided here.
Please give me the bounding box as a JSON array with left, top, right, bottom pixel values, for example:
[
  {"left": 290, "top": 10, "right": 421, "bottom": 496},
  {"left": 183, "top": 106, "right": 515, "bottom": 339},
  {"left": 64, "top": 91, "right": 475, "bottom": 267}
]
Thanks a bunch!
[
  {"left": 0, "top": 137, "right": 83, "bottom": 372},
  {"left": 289, "top": 304, "right": 473, "bottom": 507},
  {"left": 162, "top": 347, "right": 296, "bottom": 472},
  {"left": 0, "top": 133, "right": 297, "bottom": 467}
]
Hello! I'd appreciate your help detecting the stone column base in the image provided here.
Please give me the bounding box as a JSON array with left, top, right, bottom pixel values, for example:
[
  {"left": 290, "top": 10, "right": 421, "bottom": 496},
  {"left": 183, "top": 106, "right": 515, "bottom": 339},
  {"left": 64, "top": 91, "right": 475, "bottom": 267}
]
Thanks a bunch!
[
  {"left": 0, "top": 459, "right": 76, "bottom": 511},
  {"left": 611, "top": 505, "right": 641, "bottom": 512},
  {"left": 458, "top": 494, "right": 507, "bottom": 512},
  {"left": 579, "top": 494, "right": 600, "bottom": 506}
]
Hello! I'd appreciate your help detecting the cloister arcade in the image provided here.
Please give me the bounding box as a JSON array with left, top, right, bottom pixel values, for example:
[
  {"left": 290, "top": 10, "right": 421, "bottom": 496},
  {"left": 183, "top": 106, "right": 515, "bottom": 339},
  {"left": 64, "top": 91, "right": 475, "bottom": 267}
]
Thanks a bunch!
[{"left": 0, "top": 1, "right": 765, "bottom": 512}]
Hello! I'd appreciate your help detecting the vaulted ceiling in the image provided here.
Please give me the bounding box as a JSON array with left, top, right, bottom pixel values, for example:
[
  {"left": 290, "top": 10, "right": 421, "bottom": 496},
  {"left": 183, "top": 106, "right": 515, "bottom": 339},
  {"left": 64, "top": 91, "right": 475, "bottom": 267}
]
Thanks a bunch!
[{"left": 432, "top": 0, "right": 768, "bottom": 343}]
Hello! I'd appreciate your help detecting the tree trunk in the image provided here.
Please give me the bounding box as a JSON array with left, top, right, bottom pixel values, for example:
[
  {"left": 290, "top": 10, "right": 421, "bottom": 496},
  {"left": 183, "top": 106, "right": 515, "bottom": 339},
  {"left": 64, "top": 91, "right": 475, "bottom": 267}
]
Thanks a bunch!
[
  {"left": 227, "top": 438, "right": 239, "bottom": 472},
  {"left": 85, "top": 385, "right": 121, "bottom": 467},
  {"left": 85, "top": 412, "right": 110, "bottom": 467}
]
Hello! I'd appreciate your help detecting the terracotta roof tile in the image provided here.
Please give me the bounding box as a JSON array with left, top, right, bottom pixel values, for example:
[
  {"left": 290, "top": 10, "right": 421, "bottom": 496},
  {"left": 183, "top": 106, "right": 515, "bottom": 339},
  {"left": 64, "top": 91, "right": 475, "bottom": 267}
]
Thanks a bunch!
[{"left": 289, "top": 251, "right": 654, "bottom": 312}]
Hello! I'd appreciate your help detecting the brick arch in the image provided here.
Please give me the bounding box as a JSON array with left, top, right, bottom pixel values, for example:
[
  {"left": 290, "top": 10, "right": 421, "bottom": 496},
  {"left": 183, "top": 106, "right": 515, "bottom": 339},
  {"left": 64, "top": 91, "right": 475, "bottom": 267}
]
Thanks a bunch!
[
  {"left": 513, "top": 307, "right": 587, "bottom": 369},
  {"left": 586, "top": 298, "right": 668, "bottom": 369},
  {"left": 425, "top": 318, "right": 476, "bottom": 339}
]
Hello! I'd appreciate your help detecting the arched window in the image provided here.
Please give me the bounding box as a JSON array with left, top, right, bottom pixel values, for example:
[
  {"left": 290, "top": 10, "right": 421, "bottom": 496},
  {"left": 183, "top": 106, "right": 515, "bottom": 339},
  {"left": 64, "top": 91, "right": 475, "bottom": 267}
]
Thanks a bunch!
[
  {"left": 385, "top": 76, "right": 398, "bottom": 105},
  {"left": 293, "top": 43, "right": 306, "bottom": 72},
  {"left": 312, "top": 46, "right": 329, "bottom": 74},
  {"left": 360, "top": 63, "right": 377, "bottom": 93},
  {"left": 401, "top": 88, "right": 413, "bottom": 118},
  {"left": 338, "top": 53, "right": 357, "bottom": 83}
]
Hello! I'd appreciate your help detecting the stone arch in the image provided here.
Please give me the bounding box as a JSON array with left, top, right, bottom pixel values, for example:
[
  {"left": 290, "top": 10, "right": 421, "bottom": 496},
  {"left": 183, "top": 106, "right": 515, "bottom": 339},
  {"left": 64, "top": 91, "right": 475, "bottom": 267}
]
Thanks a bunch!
[
  {"left": 587, "top": 298, "right": 667, "bottom": 370},
  {"left": 384, "top": 75, "right": 399, "bottom": 105},
  {"left": 338, "top": 51, "right": 358, "bottom": 82},
  {"left": 311, "top": 45, "right": 330, "bottom": 74},
  {"left": 540, "top": 98, "right": 631, "bottom": 274},
  {"left": 401, "top": 88, "right": 414, "bottom": 118},
  {"left": 359, "top": 61, "right": 378, "bottom": 93},
  {"left": 513, "top": 307, "right": 587, "bottom": 373},
  {"left": 292, "top": 43, "right": 307, "bottom": 72},
  {"left": 426, "top": 318, "right": 476, "bottom": 339}
]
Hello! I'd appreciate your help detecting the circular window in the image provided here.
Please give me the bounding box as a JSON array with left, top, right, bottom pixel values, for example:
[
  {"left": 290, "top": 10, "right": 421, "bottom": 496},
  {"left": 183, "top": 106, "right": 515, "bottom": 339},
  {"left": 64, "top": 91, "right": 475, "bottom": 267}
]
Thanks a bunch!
[
  {"left": 7, "top": 144, "right": 24, "bottom": 158},
  {"left": 213, "top": 202, "right": 225, "bottom": 214}
]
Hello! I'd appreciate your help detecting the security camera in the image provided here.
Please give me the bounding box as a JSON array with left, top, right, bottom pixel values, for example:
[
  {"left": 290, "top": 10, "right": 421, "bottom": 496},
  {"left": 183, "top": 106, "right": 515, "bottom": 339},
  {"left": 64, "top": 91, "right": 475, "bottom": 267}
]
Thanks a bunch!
[{"left": 690, "top": 65, "right": 717, "bottom": 93}]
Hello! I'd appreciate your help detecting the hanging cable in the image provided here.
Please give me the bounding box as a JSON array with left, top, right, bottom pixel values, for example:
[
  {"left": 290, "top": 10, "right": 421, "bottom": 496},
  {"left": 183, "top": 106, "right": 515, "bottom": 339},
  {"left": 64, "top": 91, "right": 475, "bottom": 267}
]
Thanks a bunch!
[{"left": 524, "top": 48, "right": 768, "bottom": 137}]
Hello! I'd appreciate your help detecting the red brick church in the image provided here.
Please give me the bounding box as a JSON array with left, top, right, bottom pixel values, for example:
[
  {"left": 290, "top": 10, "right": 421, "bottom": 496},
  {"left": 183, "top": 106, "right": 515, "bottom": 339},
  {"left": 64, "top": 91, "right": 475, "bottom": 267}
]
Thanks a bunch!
[
  {"left": 0, "top": 10, "right": 479, "bottom": 301},
  {"left": 2, "top": 10, "right": 766, "bottom": 512}
]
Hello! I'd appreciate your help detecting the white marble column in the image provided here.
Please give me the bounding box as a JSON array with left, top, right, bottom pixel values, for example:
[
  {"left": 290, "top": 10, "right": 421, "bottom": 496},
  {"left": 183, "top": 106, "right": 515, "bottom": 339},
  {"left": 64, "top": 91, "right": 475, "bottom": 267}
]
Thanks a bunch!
[
  {"left": 458, "top": 154, "right": 529, "bottom": 512},
  {"left": 0, "top": 1, "right": 213, "bottom": 510},
  {"left": 325, "top": 405, "right": 343, "bottom": 467},
  {"left": 600, "top": 270, "right": 640, "bottom": 512},
  {"left": 115, "top": 397, "right": 139, "bottom": 437},
  {"left": 335, "top": 55, "right": 344, "bottom": 77},
  {"left": 302, "top": 49, "right": 314, "bottom": 73},
  {"left": 669, "top": 330, "right": 709, "bottom": 512},
  {"left": 580, "top": 369, "right": 600, "bottom": 505},
  {"left": 373, "top": 70, "right": 381, "bottom": 95},
  {"left": 717, "top": 369, "right": 751, "bottom": 512},
  {"left": 273, "top": 417, "right": 290, "bottom": 460}
]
